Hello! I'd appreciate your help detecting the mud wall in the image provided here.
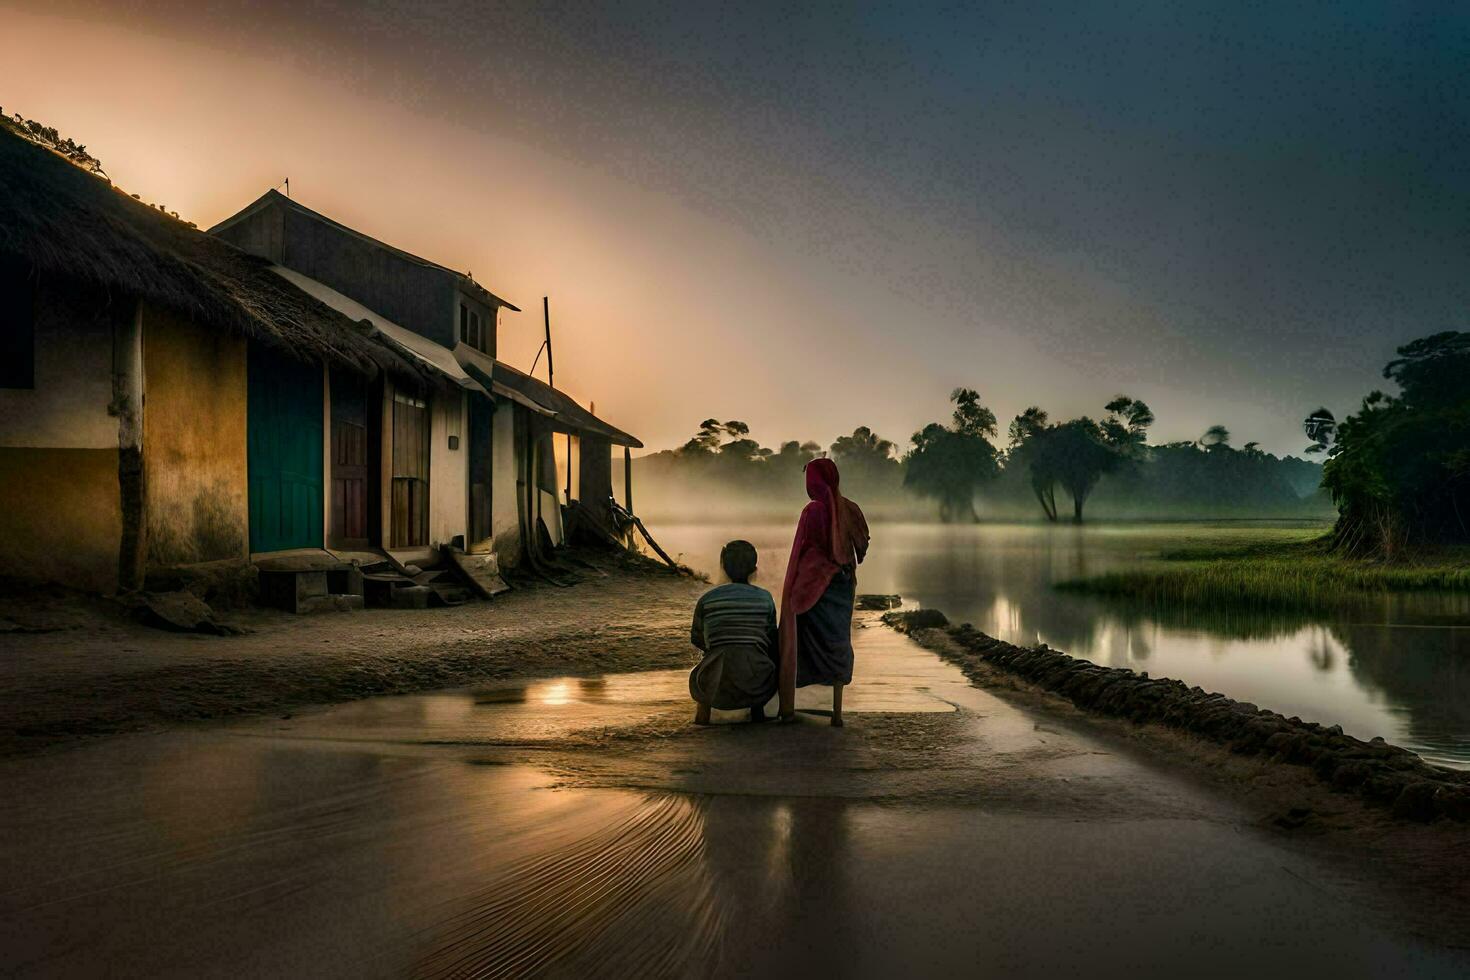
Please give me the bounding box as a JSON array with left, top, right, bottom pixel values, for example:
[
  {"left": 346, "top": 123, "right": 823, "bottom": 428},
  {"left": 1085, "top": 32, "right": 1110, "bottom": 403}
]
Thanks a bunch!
[
  {"left": 141, "top": 303, "right": 249, "bottom": 567},
  {"left": 0, "top": 448, "right": 121, "bottom": 592},
  {"left": 0, "top": 279, "right": 124, "bottom": 592}
]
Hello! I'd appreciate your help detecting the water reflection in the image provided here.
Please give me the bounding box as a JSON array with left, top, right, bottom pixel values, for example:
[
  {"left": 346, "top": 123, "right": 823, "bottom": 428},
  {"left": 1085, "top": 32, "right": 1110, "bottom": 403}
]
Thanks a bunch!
[{"left": 651, "top": 521, "right": 1470, "bottom": 768}]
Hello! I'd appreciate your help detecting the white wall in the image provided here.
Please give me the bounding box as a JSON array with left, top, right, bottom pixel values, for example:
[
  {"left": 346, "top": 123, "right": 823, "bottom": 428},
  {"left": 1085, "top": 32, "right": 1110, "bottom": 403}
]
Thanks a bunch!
[
  {"left": 0, "top": 283, "right": 116, "bottom": 449},
  {"left": 429, "top": 382, "right": 467, "bottom": 548},
  {"left": 491, "top": 402, "right": 519, "bottom": 548}
]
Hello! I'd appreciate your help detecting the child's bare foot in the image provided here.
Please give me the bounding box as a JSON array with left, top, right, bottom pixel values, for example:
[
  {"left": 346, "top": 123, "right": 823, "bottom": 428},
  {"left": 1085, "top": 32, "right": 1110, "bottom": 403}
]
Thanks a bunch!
[{"left": 694, "top": 703, "right": 712, "bottom": 726}]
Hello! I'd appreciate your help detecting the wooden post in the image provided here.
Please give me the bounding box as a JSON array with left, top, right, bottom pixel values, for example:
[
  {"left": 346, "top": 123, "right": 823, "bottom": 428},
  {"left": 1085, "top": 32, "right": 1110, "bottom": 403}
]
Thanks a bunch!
[
  {"left": 544, "top": 295, "right": 573, "bottom": 504},
  {"left": 113, "top": 301, "right": 145, "bottom": 591},
  {"left": 624, "top": 446, "right": 633, "bottom": 515},
  {"left": 542, "top": 296, "right": 554, "bottom": 386}
]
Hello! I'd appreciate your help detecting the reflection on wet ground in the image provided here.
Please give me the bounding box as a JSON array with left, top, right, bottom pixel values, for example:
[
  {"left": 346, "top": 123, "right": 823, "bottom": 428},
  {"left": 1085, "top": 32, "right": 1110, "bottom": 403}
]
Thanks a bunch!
[
  {"left": 654, "top": 522, "right": 1470, "bottom": 767},
  {"left": 2, "top": 620, "right": 1467, "bottom": 978}
]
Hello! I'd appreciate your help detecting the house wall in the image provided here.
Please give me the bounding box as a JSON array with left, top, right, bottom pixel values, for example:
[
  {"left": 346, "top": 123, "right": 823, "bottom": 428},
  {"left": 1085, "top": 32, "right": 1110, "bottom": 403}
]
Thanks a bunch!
[
  {"left": 0, "top": 280, "right": 116, "bottom": 449},
  {"left": 491, "top": 402, "right": 521, "bottom": 562},
  {"left": 378, "top": 377, "right": 395, "bottom": 554},
  {"left": 0, "top": 278, "right": 125, "bottom": 592},
  {"left": 454, "top": 291, "right": 498, "bottom": 358},
  {"left": 378, "top": 376, "right": 468, "bottom": 559},
  {"left": 578, "top": 433, "right": 614, "bottom": 528},
  {"left": 216, "top": 199, "right": 461, "bottom": 349},
  {"left": 215, "top": 201, "right": 285, "bottom": 264},
  {"left": 429, "top": 382, "right": 467, "bottom": 548},
  {"left": 533, "top": 422, "right": 565, "bottom": 548},
  {"left": 141, "top": 303, "right": 249, "bottom": 568}
]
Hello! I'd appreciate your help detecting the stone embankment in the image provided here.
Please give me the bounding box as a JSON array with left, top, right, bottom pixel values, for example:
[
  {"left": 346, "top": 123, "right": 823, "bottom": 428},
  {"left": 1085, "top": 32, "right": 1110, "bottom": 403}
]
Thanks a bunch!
[{"left": 884, "top": 609, "right": 1470, "bottom": 823}]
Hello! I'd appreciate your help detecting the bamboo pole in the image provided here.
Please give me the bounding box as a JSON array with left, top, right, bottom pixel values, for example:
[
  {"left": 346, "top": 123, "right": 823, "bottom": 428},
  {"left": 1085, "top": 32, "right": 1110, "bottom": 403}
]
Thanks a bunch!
[{"left": 633, "top": 517, "right": 678, "bottom": 570}]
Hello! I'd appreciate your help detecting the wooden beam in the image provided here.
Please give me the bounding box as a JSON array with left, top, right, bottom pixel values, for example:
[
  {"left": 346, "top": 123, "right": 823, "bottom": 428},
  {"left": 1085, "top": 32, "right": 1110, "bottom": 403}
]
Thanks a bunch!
[{"left": 624, "top": 446, "right": 633, "bottom": 515}]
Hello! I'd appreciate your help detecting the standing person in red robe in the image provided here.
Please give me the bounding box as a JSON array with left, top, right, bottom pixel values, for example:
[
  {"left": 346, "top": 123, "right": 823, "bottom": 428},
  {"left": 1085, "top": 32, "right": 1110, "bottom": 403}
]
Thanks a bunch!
[{"left": 777, "top": 457, "right": 870, "bottom": 725}]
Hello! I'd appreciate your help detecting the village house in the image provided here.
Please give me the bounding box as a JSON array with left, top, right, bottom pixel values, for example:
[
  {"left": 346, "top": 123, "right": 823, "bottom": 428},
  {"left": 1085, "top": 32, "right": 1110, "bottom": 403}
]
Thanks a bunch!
[
  {"left": 209, "top": 190, "right": 642, "bottom": 569},
  {"left": 0, "top": 122, "right": 424, "bottom": 595},
  {"left": 0, "top": 120, "right": 641, "bottom": 601}
]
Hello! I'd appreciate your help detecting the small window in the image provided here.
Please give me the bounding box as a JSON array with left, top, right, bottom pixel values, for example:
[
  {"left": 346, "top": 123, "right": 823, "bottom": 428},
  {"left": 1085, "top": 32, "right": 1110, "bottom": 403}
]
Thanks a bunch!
[
  {"left": 459, "top": 303, "right": 469, "bottom": 345},
  {"left": 0, "top": 259, "right": 36, "bottom": 389},
  {"left": 469, "top": 311, "right": 481, "bottom": 352}
]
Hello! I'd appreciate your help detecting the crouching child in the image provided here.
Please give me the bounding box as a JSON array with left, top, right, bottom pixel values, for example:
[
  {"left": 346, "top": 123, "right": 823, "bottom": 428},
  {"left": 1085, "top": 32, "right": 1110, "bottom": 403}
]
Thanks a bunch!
[{"left": 690, "top": 540, "right": 778, "bottom": 724}]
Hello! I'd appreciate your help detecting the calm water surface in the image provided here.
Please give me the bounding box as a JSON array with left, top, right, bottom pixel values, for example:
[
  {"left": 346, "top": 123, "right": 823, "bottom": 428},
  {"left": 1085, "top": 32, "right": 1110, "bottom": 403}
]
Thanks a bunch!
[{"left": 651, "top": 520, "right": 1470, "bottom": 769}]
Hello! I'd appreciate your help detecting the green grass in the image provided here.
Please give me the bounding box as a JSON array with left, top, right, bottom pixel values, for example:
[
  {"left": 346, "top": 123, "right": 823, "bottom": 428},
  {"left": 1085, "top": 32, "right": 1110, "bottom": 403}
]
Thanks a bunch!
[{"left": 1056, "top": 535, "right": 1470, "bottom": 613}]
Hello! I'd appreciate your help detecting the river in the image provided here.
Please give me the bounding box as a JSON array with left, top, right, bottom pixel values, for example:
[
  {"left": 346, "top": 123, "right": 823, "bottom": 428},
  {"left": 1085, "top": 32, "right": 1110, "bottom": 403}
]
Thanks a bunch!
[{"left": 650, "top": 520, "right": 1470, "bottom": 769}]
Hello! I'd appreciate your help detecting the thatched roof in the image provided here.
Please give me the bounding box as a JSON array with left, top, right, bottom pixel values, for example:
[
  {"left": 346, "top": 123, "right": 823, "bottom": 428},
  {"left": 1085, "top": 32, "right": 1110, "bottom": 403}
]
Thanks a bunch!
[{"left": 0, "top": 123, "right": 418, "bottom": 376}]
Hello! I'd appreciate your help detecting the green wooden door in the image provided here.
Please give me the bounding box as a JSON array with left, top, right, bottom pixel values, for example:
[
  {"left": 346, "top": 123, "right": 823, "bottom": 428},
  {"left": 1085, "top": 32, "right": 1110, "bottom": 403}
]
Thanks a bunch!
[{"left": 248, "top": 344, "right": 324, "bottom": 553}]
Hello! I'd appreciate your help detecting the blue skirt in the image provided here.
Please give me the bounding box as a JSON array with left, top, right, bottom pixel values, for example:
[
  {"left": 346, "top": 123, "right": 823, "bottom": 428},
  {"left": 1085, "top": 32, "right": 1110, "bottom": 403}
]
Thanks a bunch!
[{"left": 795, "top": 568, "right": 855, "bottom": 687}]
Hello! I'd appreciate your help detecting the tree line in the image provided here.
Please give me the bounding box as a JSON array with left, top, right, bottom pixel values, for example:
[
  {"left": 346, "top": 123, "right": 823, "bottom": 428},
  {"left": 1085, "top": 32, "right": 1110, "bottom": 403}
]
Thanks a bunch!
[{"left": 638, "top": 392, "right": 1324, "bottom": 523}]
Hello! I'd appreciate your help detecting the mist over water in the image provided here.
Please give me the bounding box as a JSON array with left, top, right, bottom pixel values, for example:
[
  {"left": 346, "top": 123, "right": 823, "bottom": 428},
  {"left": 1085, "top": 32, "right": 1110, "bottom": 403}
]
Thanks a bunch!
[{"left": 650, "top": 520, "right": 1470, "bottom": 769}]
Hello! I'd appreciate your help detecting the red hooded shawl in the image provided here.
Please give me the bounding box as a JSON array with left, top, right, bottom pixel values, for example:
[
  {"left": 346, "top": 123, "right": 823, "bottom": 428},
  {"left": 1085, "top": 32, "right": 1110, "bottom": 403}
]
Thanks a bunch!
[{"left": 777, "top": 457, "right": 870, "bottom": 716}]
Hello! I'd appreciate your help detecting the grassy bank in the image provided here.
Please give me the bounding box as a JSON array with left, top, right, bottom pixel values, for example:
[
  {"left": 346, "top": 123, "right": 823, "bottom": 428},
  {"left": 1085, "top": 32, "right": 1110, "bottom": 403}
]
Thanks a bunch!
[{"left": 1056, "top": 535, "right": 1470, "bottom": 612}]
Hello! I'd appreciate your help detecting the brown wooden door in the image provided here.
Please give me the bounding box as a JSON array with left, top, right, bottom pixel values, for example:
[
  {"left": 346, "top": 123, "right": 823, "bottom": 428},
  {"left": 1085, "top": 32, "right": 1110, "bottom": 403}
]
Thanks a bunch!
[
  {"left": 391, "top": 388, "right": 431, "bottom": 548},
  {"left": 329, "top": 368, "right": 372, "bottom": 549}
]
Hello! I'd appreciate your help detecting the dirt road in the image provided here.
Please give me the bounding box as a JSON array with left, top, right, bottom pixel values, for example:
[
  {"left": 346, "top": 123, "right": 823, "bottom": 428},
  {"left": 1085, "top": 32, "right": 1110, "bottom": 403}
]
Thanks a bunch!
[
  {"left": 2, "top": 617, "right": 1466, "bottom": 978},
  {"left": 0, "top": 556, "right": 705, "bottom": 753}
]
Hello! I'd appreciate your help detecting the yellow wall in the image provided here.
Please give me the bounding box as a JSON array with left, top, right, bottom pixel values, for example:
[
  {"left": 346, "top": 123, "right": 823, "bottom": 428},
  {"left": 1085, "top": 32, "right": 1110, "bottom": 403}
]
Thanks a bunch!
[
  {"left": 141, "top": 304, "right": 249, "bottom": 567},
  {"left": 0, "top": 447, "right": 121, "bottom": 593}
]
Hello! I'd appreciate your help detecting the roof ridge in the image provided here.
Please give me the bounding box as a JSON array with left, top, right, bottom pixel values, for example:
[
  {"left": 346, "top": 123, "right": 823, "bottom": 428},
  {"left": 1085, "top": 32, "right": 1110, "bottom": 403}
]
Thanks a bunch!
[{"left": 209, "top": 188, "right": 520, "bottom": 312}]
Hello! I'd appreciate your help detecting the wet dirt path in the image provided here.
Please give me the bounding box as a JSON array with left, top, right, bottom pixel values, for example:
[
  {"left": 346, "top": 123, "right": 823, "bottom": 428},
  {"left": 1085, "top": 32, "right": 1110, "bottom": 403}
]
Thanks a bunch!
[{"left": 2, "top": 618, "right": 1466, "bottom": 978}]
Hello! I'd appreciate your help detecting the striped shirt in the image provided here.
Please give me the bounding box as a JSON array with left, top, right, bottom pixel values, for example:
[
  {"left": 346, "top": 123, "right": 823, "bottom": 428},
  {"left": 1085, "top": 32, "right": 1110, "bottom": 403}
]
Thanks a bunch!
[{"left": 691, "top": 583, "right": 778, "bottom": 656}]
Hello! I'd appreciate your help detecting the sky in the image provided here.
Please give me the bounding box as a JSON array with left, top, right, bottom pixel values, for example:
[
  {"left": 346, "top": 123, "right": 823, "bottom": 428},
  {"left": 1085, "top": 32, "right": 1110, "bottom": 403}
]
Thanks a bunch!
[{"left": 2, "top": 1, "right": 1466, "bottom": 456}]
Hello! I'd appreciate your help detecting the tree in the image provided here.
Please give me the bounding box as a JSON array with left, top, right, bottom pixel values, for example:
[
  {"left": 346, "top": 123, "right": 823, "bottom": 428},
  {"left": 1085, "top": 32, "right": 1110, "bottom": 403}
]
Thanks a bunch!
[
  {"left": 1101, "top": 395, "right": 1154, "bottom": 457},
  {"left": 720, "top": 437, "right": 766, "bottom": 463},
  {"left": 1322, "top": 331, "right": 1470, "bottom": 555},
  {"left": 950, "top": 388, "right": 998, "bottom": 439},
  {"left": 1006, "top": 407, "right": 1058, "bottom": 521},
  {"left": 1008, "top": 398, "right": 1148, "bottom": 523},
  {"left": 1041, "top": 418, "right": 1120, "bottom": 522},
  {"left": 679, "top": 418, "right": 725, "bottom": 456},
  {"left": 770, "top": 439, "right": 821, "bottom": 481},
  {"left": 1199, "top": 424, "right": 1231, "bottom": 451},
  {"left": 831, "top": 425, "right": 895, "bottom": 463},
  {"left": 1007, "top": 406, "right": 1049, "bottom": 449},
  {"left": 832, "top": 426, "right": 902, "bottom": 500},
  {"left": 1383, "top": 332, "right": 1470, "bottom": 409},
  {"left": 903, "top": 390, "right": 1001, "bottom": 521},
  {"left": 1303, "top": 407, "right": 1336, "bottom": 454}
]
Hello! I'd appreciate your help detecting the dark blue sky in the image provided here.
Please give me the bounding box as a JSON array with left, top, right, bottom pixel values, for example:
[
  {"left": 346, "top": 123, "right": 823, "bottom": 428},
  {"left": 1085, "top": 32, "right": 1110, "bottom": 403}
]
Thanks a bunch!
[{"left": 8, "top": 1, "right": 1468, "bottom": 453}]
